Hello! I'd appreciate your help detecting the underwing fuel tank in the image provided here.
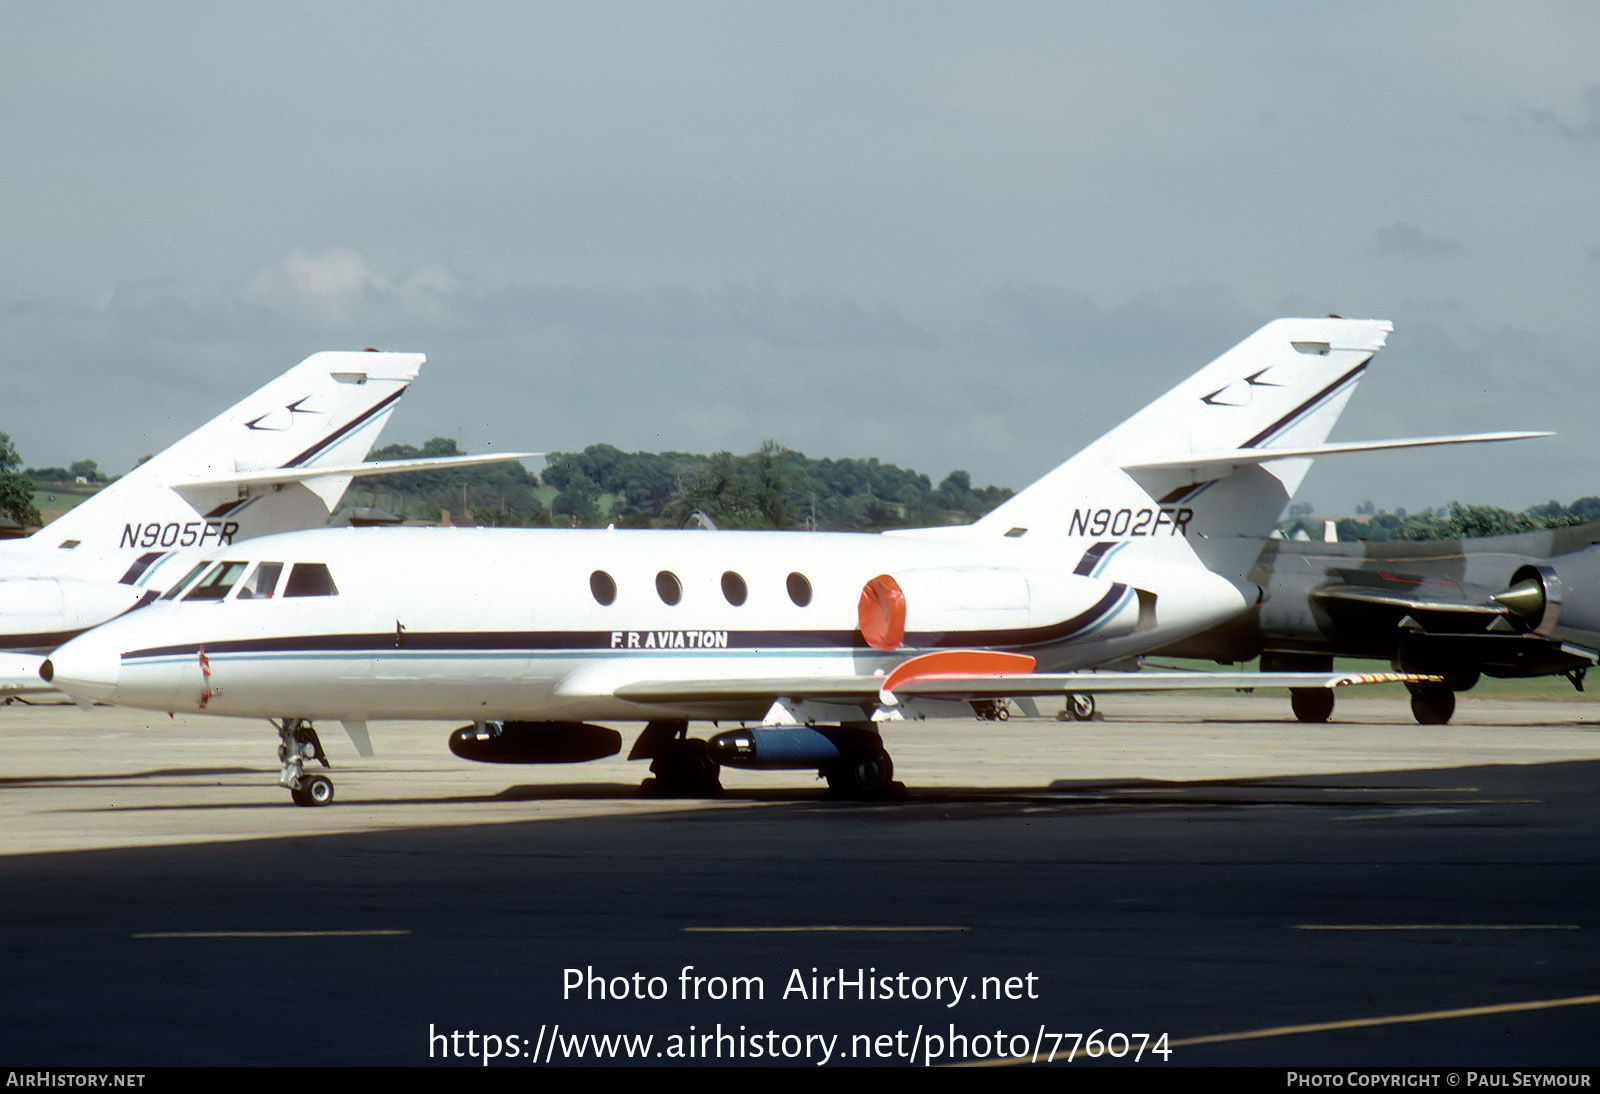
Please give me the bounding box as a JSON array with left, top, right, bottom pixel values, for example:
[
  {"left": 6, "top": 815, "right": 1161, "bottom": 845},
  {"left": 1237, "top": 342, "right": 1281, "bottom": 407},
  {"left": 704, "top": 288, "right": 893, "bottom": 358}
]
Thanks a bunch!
[
  {"left": 448, "top": 721, "right": 622, "bottom": 764},
  {"left": 707, "top": 726, "right": 879, "bottom": 769}
]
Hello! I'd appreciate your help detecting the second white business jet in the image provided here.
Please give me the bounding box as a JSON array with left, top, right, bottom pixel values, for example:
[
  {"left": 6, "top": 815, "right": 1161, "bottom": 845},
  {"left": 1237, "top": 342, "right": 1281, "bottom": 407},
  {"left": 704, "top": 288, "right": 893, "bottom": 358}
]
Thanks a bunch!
[
  {"left": 44, "top": 318, "right": 1543, "bottom": 804},
  {"left": 0, "top": 349, "right": 533, "bottom": 694}
]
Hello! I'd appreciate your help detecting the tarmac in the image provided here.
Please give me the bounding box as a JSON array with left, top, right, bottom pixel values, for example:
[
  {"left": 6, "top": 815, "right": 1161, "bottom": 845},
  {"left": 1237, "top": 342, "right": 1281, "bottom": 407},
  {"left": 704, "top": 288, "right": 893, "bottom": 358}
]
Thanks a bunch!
[
  {"left": 3, "top": 693, "right": 1599, "bottom": 854},
  {"left": 2, "top": 692, "right": 1597, "bottom": 1067}
]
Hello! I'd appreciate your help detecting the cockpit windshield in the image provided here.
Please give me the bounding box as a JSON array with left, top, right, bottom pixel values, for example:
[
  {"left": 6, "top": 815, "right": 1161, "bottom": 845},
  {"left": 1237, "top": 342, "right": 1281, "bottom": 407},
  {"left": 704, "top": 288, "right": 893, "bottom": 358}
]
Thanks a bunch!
[
  {"left": 235, "top": 562, "right": 284, "bottom": 600},
  {"left": 164, "top": 559, "right": 335, "bottom": 601},
  {"left": 160, "top": 560, "right": 211, "bottom": 601},
  {"left": 183, "top": 561, "right": 248, "bottom": 601}
]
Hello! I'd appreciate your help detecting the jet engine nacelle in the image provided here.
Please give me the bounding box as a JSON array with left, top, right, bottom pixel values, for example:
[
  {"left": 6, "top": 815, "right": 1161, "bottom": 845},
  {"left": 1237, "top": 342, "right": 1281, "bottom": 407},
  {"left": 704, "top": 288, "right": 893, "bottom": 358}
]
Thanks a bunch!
[
  {"left": 448, "top": 721, "right": 622, "bottom": 764},
  {"left": 1494, "top": 564, "right": 1562, "bottom": 636},
  {"left": 0, "top": 578, "right": 148, "bottom": 647}
]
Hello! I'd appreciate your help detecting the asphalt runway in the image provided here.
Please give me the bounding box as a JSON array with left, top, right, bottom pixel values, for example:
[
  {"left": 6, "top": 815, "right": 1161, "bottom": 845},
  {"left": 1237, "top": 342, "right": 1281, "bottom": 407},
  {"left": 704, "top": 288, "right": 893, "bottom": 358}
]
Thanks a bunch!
[{"left": 2, "top": 693, "right": 1598, "bottom": 1068}]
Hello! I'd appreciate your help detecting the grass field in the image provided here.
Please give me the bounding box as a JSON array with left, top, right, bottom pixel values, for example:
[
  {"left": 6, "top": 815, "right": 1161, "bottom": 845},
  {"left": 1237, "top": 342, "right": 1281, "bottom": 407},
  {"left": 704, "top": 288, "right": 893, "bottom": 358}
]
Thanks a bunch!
[{"left": 30, "top": 483, "right": 99, "bottom": 525}]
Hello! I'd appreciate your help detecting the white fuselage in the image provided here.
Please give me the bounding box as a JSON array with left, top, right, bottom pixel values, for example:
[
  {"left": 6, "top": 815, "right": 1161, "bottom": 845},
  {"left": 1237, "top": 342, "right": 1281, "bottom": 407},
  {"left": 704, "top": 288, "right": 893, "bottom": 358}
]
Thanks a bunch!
[
  {"left": 44, "top": 318, "right": 1413, "bottom": 730},
  {"left": 45, "top": 525, "right": 1250, "bottom": 723}
]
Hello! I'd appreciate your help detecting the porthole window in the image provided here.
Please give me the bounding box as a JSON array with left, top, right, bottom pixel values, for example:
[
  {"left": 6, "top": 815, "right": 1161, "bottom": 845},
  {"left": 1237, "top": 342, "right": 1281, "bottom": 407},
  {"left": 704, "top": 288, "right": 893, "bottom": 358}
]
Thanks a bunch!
[
  {"left": 590, "top": 570, "right": 617, "bottom": 606},
  {"left": 656, "top": 570, "right": 682, "bottom": 606},
  {"left": 786, "top": 571, "right": 812, "bottom": 607},
  {"left": 721, "top": 570, "right": 748, "bottom": 606}
]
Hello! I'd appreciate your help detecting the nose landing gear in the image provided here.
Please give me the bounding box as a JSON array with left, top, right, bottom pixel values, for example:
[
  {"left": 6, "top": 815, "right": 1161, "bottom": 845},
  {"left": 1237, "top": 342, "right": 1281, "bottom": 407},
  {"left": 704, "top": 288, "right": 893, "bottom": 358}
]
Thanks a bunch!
[{"left": 275, "top": 719, "right": 335, "bottom": 806}]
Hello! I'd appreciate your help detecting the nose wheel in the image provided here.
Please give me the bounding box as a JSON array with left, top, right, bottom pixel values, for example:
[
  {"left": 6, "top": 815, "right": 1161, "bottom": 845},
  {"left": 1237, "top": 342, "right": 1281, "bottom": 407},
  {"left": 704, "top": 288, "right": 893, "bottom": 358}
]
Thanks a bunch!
[
  {"left": 290, "top": 773, "right": 335, "bottom": 806},
  {"left": 275, "top": 719, "right": 335, "bottom": 806}
]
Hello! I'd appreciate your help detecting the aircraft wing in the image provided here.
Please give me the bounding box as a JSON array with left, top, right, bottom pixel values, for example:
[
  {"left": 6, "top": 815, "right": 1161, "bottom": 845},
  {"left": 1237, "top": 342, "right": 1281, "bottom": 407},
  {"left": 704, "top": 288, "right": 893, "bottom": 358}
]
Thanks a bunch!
[
  {"left": 1310, "top": 586, "right": 1508, "bottom": 618},
  {"left": 614, "top": 657, "right": 1438, "bottom": 709},
  {"left": 1305, "top": 575, "right": 1600, "bottom": 679},
  {"left": 171, "top": 452, "right": 543, "bottom": 490}
]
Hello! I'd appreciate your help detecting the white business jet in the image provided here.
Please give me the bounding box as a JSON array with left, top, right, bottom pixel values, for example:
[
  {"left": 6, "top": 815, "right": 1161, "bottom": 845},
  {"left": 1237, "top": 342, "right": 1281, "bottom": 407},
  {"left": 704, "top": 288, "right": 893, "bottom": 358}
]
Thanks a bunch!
[
  {"left": 43, "top": 319, "right": 1543, "bottom": 804},
  {"left": 1, "top": 349, "right": 534, "bottom": 693}
]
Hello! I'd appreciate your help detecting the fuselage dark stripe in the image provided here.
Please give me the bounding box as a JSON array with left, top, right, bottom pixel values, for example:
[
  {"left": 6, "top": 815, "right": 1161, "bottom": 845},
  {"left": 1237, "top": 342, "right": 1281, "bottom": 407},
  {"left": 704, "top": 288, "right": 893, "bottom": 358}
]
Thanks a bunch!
[
  {"left": 1, "top": 628, "right": 91, "bottom": 653},
  {"left": 1074, "top": 542, "right": 1117, "bottom": 576},
  {"left": 121, "top": 586, "right": 1132, "bottom": 661}
]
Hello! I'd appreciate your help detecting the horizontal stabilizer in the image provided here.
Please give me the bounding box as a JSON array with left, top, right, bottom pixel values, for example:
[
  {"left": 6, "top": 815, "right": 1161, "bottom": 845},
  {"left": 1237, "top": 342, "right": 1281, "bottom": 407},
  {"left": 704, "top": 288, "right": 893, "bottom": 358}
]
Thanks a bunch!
[
  {"left": 173, "top": 451, "right": 542, "bottom": 491},
  {"left": 1124, "top": 431, "right": 1550, "bottom": 477}
]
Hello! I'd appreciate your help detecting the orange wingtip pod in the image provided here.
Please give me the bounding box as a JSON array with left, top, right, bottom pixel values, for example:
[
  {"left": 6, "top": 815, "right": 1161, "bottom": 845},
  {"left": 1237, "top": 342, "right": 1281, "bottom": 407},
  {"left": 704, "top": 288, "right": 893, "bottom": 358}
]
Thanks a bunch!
[{"left": 882, "top": 650, "right": 1037, "bottom": 695}]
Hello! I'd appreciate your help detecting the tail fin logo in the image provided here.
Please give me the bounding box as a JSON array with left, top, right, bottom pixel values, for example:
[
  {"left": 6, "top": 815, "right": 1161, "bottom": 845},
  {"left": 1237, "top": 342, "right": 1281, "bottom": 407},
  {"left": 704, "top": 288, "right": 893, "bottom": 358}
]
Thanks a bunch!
[
  {"left": 244, "top": 396, "right": 324, "bottom": 432},
  {"left": 1199, "top": 368, "right": 1284, "bottom": 408}
]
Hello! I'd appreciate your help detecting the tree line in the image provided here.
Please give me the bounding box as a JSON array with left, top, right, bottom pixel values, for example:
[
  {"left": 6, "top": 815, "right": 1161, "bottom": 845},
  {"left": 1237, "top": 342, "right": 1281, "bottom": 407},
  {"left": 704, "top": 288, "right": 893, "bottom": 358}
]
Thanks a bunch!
[
  {"left": 349, "top": 439, "right": 1015, "bottom": 531},
  {"left": 6, "top": 424, "right": 1600, "bottom": 543},
  {"left": 1317, "top": 498, "right": 1600, "bottom": 543}
]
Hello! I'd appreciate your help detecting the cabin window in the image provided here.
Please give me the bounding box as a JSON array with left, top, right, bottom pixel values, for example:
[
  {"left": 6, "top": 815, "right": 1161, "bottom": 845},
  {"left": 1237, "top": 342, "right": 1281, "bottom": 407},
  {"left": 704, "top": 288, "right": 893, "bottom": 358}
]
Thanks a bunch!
[
  {"left": 184, "top": 561, "right": 248, "bottom": 601},
  {"left": 284, "top": 562, "right": 339, "bottom": 598},
  {"left": 236, "top": 562, "right": 284, "bottom": 599},
  {"left": 721, "top": 571, "right": 747, "bottom": 606},
  {"left": 161, "top": 561, "right": 212, "bottom": 600},
  {"left": 656, "top": 570, "right": 682, "bottom": 606},
  {"left": 786, "top": 571, "right": 812, "bottom": 607},
  {"left": 590, "top": 570, "right": 617, "bottom": 606}
]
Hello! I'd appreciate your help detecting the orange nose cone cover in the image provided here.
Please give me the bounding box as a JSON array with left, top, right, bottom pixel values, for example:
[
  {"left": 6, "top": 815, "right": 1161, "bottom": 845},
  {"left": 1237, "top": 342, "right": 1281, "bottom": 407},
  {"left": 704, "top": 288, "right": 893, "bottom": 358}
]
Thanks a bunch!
[{"left": 858, "top": 574, "right": 907, "bottom": 651}]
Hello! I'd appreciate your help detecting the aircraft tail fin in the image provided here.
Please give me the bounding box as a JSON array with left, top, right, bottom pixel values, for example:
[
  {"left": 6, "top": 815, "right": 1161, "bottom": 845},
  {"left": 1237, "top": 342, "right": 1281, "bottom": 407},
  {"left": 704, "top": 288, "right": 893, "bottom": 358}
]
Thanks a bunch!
[
  {"left": 972, "top": 318, "right": 1393, "bottom": 547},
  {"left": 38, "top": 350, "right": 425, "bottom": 561}
]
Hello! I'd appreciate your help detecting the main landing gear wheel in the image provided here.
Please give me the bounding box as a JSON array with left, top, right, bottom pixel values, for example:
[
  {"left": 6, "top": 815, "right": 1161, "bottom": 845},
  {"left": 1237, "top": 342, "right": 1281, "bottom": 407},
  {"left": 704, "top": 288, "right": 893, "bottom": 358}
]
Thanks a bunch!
[
  {"left": 823, "top": 748, "right": 895, "bottom": 800},
  {"left": 646, "top": 737, "right": 723, "bottom": 797},
  {"left": 1057, "top": 693, "right": 1096, "bottom": 722},
  {"left": 1290, "top": 688, "right": 1334, "bottom": 723},
  {"left": 1408, "top": 683, "right": 1456, "bottom": 725}
]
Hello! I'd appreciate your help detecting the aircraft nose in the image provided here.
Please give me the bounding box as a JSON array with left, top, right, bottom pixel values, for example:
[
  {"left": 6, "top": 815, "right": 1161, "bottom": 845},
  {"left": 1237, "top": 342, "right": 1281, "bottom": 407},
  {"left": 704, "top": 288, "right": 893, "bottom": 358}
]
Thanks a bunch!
[{"left": 42, "top": 637, "right": 122, "bottom": 703}]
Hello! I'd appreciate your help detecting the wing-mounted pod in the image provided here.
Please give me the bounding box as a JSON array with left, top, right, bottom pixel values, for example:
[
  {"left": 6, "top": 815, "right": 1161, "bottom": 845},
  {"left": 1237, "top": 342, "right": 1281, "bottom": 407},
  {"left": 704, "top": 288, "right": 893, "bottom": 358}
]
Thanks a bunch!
[
  {"left": 448, "top": 721, "right": 622, "bottom": 763},
  {"left": 1493, "top": 564, "right": 1562, "bottom": 636}
]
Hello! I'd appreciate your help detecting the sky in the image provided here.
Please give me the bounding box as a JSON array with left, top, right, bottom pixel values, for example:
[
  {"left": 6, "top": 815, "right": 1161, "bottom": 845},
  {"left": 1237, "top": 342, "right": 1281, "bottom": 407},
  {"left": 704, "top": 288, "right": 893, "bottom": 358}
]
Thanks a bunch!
[{"left": 4, "top": 2, "right": 1598, "bottom": 515}]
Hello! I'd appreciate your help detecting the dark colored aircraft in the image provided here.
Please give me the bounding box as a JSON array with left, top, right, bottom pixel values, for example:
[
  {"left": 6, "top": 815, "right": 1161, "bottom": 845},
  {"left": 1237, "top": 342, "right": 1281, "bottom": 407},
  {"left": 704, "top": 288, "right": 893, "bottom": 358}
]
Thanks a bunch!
[{"left": 1159, "top": 521, "right": 1600, "bottom": 724}]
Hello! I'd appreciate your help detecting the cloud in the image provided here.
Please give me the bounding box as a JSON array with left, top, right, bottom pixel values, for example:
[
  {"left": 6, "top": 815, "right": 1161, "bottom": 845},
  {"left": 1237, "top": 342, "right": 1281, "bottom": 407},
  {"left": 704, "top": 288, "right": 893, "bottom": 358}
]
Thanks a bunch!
[
  {"left": 1372, "top": 222, "right": 1459, "bottom": 258},
  {"left": 224, "top": 247, "right": 940, "bottom": 354},
  {"left": 241, "top": 246, "right": 394, "bottom": 325},
  {"left": 3, "top": 252, "right": 1590, "bottom": 516},
  {"left": 1522, "top": 86, "right": 1600, "bottom": 140}
]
